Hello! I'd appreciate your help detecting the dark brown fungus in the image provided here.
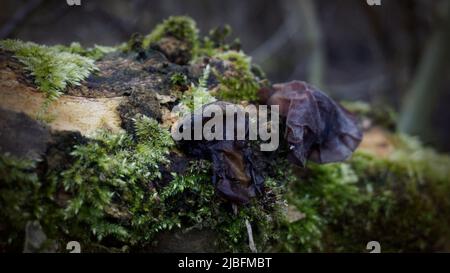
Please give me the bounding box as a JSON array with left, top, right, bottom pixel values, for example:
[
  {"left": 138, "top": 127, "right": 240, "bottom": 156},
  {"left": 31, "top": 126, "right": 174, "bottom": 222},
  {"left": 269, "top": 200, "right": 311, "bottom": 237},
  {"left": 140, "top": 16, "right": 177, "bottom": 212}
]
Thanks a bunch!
[
  {"left": 209, "top": 140, "right": 264, "bottom": 204},
  {"left": 177, "top": 81, "right": 362, "bottom": 203},
  {"left": 263, "top": 80, "right": 363, "bottom": 165},
  {"left": 177, "top": 101, "right": 264, "bottom": 204}
]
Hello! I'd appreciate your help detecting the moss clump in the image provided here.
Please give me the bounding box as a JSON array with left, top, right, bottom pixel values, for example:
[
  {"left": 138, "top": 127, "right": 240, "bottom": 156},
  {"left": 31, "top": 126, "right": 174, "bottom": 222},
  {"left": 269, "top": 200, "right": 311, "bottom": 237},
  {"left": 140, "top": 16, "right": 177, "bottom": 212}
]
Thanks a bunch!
[
  {"left": 0, "top": 39, "right": 98, "bottom": 103},
  {"left": 169, "top": 72, "right": 188, "bottom": 87},
  {"left": 142, "top": 16, "right": 199, "bottom": 51},
  {"left": 195, "top": 25, "right": 241, "bottom": 58},
  {"left": 149, "top": 160, "right": 285, "bottom": 253},
  {"left": 278, "top": 134, "right": 450, "bottom": 252},
  {"left": 3, "top": 16, "right": 448, "bottom": 253},
  {"left": 341, "top": 101, "right": 397, "bottom": 130},
  {"left": 0, "top": 154, "right": 41, "bottom": 250},
  {"left": 211, "top": 50, "right": 261, "bottom": 102},
  {"left": 54, "top": 42, "right": 116, "bottom": 61},
  {"left": 0, "top": 113, "right": 283, "bottom": 252},
  {"left": 47, "top": 115, "right": 174, "bottom": 245},
  {"left": 179, "top": 64, "right": 216, "bottom": 114},
  {"left": 279, "top": 163, "right": 362, "bottom": 252},
  {"left": 204, "top": 25, "right": 233, "bottom": 49},
  {"left": 1, "top": 115, "right": 175, "bottom": 250}
]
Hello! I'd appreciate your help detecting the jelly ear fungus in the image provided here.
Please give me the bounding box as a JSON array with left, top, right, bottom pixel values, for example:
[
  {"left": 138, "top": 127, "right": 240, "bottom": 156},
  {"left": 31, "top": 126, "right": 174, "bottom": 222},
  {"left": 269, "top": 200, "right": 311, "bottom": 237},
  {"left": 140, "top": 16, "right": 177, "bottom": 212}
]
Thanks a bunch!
[{"left": 263, "top": 80, "right": 362, "bottom": 165}]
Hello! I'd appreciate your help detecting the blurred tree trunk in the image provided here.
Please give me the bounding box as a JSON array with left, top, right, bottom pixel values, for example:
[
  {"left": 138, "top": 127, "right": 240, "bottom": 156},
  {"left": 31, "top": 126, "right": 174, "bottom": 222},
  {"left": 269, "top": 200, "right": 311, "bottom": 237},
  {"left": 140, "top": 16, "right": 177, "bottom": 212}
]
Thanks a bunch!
[
  {"left": 297, "top": 0, "right": 325, "bottom": 89},
  {"left": 398, "top": 2, "right": 450, "bottom": 136}
]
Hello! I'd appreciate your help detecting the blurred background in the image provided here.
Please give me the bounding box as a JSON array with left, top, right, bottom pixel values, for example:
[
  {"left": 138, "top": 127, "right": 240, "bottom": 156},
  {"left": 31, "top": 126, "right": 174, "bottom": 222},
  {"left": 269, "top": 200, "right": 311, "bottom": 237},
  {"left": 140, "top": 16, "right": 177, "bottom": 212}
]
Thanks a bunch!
[{"left": 1, "top": 0, "right": 449, "bottom": 152}]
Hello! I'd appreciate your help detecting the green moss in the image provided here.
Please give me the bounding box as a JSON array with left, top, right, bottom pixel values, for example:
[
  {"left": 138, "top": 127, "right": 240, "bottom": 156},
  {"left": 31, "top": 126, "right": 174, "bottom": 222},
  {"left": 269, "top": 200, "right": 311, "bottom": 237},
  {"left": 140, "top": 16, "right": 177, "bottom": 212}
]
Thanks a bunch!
[
  {"left": 0, "top": 154, "right": 41, "bottom": 250},
  {"left": 206, "top": 25, "right": 232, "bottom": 48},
  {"left": 48, "top": 115, "right": 174, "bottom": 244},
  {"left": 143, "top": 16, "right": 199, "bottom": 50},
  {"left": 54, "top": 42, "right": 116, "bottom": 60},
  {"left": 216, "top": 201, "right": 283, "bottom": 252},
  {"left": 169, "top": 72, "right": 188, "bottom": 87},
  {"left": 149, "top": 159, "right": 284, "bottom": 253},
  {"left": 0, "top": 112, "right": 283, "bottom": 252},
  {"left": 2, "top": 17, "right": 448, "bottom": 252},
  {"left": 0, "top": 39, "right": 98, "bottom": 103},
  {"left": 334, "top": 149, "right": 449, "bottom": 252},
  {"left": 212, "top": 50, "right": 261, "bottom": 102},
  {"left": 341, "top": 101, "right": 397, "bottom": 130},
  {"left": 179, "top": 64, "right": 216, "bottom": 114},
  {"left": 0, "top": 115, "right": 175, "bottom": 250},
  {"left": 277, "top": 163, "right": 360, "bottom": 252},
  {"left": 279, "top": 135, "right": 450, "bottom": 252},
  {"left": 195, "top": 25, "right": 239, "bottom": 58},
  {"left": 0, "top": 155, "right": 40, "bottom": 220},
  {"left": 4, "top": 113, "right": 447, "bottom": 252},
  {"left": 137, "top": 18, "right": 262, "bottom": 103}
]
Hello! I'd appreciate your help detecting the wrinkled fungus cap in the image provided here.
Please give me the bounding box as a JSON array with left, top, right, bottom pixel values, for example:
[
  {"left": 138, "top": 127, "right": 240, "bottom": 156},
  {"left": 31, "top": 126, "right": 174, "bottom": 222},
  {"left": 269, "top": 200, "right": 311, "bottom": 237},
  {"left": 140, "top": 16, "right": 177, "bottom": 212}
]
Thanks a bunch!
[{"left": 266, "top": 80, "right": 363, "bottom": 165}]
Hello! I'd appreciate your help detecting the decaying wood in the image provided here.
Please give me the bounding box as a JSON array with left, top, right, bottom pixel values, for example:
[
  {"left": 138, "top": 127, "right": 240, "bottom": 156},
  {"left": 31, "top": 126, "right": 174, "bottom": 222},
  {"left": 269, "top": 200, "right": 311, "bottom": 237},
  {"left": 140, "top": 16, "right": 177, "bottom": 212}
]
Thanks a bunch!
[
  {"left": 0, "top": 51, "right": 125, "bottom": 135},
  {"left": 0, "top": 43, "right": 399, "bottom": 253}
]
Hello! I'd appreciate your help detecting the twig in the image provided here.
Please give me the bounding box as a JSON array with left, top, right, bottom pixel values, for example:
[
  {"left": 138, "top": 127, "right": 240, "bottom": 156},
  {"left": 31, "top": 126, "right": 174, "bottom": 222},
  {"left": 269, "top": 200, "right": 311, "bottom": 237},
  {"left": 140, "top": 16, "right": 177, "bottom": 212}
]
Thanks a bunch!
[
  {"left": 232, "top": 203, "right": 238, "bottom": 215},
  {"left": 245, "top": 219, "right": 257, "bottom": 253},
  {"left": 231, "top": 204, "right": 257, "bottom": 252}
]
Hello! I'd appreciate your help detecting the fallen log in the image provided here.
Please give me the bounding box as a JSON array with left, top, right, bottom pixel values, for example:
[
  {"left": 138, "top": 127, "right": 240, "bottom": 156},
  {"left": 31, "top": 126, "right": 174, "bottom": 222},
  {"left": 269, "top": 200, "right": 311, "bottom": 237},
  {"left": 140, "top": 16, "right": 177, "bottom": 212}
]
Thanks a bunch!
[{"left": 1, "top": 16, "right": 449, "bottom": 253}]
